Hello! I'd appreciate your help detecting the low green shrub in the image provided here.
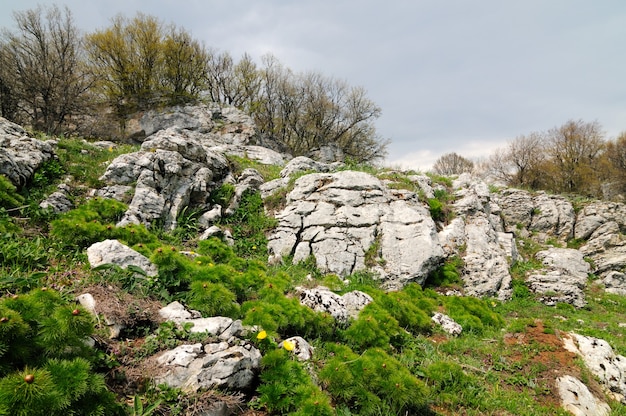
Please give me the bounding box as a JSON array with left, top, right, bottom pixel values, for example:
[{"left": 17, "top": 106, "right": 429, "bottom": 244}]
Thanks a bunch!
[
  {"left": 424, "top": 361, "right": 486, "bottom": 408},
  {"left": 319, "top": 343, "right": 429, "bottom": 415},
  {"left": 0, "top": 175, "right": 24, "bottom": 209},
  {"left": 442, "top": 296, "right": 504, "bottom": 335},
  {"left": 254, "top": 349, "right": 333, "bottom": 415}
]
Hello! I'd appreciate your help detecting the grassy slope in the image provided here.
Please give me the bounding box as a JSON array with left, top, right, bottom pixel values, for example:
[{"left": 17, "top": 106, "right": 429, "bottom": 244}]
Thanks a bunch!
[{"left": 1, "top": 136, "right": 626, "bottom": 415}]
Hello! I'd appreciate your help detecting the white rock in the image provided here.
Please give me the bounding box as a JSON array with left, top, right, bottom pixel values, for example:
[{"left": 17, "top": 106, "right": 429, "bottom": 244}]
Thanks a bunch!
[
  {"left": 431, "top": 312, "right": 462, "bottom": 336},
  {"left": 87, "top": 239, "right": 158, "bottom": 277},
  {"left": 279, "top": 336, "right": 314, "bottom": 361},
  {"left": 557, "top": 375, "right": 610, "bottom": 416}
]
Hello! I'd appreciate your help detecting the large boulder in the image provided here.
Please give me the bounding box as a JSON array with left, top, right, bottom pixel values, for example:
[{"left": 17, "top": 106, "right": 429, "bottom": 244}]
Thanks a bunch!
[
  {"left": 268, "top": 170, "right": 444, "bottom": 289},
  {"left": 100, "top": 129, "right": 230, "bottom": 230},
  {"left": 87, "top": 239, "right": 158, "bottom": 277},
  {"left": 0, "top": 117, "right": 56, "bottom": 186},
  {"left": 557, "top": 375, "right": 610, "bottom": 416},
  {"left": 527, "top": 248, "right": 591, "bottom": 308},
  {"left": 447, "top": 174, "right": 513, "bottom": 300},
  {"left": 564, "top": 333, "right": 626, "bottom": 403}
]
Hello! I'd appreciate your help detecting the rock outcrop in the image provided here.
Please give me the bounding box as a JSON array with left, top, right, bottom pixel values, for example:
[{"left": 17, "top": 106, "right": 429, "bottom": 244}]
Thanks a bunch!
[
  {"left": 527, "top": 248, "right": 591, "bottom": 308},
  {"left": 268, "top": 170, "right": 444, "bottom": 289},
  {"left": 0, "top": 117, "right": 56, "bottom": 186}
]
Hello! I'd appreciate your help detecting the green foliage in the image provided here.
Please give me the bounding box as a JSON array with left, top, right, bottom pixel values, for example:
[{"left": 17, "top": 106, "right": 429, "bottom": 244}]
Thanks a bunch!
[
  {"left": 319, "top": 344, "right": 428, "bottom": 415},
  {"left": 0, "top": 175, "right": 24, "bottom": 209},
  {"left": 31, "top": 159, "right": 65, "bottom": 189},
  {"left": 427, "top": 255, "right": 463, "bottom": 287},
  {"left": 50, "top": 197, "right": 157, "bottom": 249},
  {"left": 424, "top": 361, "right": 486, "bottom": 408},
  {"left": 140, "top": 321, "right": 201, "bottom": 357},
  {"left": 255, "top": 349, "right": 333, "bottom": 415},
  {"left": 441, "top": 296, "right": 504, "bottom": 335},
  {"left": 0, "top": 289, "right": 122, "bottom": 415},
  {"left": 0, "top": 236, "right": 50, "bottom": 271},
  {"left": 218, "top": 190, "right": 277, "bottom": 259},
  {"left": 207, "top": 183, "right": 235, "bottom": 208}
]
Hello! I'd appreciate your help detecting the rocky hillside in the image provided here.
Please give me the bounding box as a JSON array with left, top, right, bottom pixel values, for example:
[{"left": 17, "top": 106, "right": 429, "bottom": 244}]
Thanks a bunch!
[{"left": 2, "top": 105, "right": 626, "bottom": 415}]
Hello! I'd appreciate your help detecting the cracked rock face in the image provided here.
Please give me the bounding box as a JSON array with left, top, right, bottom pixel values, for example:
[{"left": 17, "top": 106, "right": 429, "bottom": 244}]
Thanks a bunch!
[
  {"left": 268, "top": 171, "right": 444, "bottom": 289},
  {"left": 0, "top": 117, "right": 56, "bottom": 187},
  {"left": 527, "top": 248, "right": 591, "bottom": 308},
  {"left": 87, "top": 239, "right": 158, "bottom": 277}
]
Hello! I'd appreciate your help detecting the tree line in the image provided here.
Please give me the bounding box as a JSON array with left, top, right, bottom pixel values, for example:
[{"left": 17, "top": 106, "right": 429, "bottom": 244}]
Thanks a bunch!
[
  {"left": 0, "top": 5, "right": 387, "bottom": 163},
  {"left": 432, "top": 119, "right": 626, "bottom": 199}
]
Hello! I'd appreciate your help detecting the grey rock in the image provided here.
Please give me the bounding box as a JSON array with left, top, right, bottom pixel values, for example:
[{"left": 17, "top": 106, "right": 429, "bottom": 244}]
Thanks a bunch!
[
  {"left": 298, "top": 286, "right": 348, "bottom": 322},
  {"left": 557, "top": 375, "right": 610, "bottom": 416},
  {"left": 159, "top": 301, "right": 193, "bottom": 322},
  {"left": 527, "top": 248, "right": 590, "bottom": 308},
  {"left": 342, "top": 290, "right": 374, "bottom": 319},
  {"left": 100, "top": 129, "right": 230, "bottom": 230},
  {"left": 0, "top": 117, "right": 56, "bottom": 186},
  {"left": 279, "top": 156, "right": 342, "bottom": 179},
  {"left": 564, "top": 333, "right": 626, "bottom": 403},
  {"left": 431, "top": 312, "right": 462, "bottom": 336},
  {"left": 278, "top": 336, "right": 314, "bottom": 361},
  {"left": 199, "top": 226, "right": 234, "bottom": 246},
  {"left": 90, "top": 185, "right": 134, "bottom": 201},
  {"left": 87, "top": 239, "right": 158, "bottom": 277},
  {"left": 211, "top": 144, "right": 286, "bottom": 165},
  {"left": 155, "top": 341, "right": 261, "bottom": 392},
  {"left": 451, "top": 177, "right": 512, "bottom": 300},
  {"left": 603, "top": 271, "right": 626, "bottom": 296},
  {"left": 40, "top": 184, "right": 73, "bottom": 213},
  {"left": 407, "top": 174, "right": 435, "bottom": 199},
  {"left": 198, "top": 205, "right": 222, "bottom": 228},
  {"left": 269, "top": 171, "right": 443, "bottom": 289}
]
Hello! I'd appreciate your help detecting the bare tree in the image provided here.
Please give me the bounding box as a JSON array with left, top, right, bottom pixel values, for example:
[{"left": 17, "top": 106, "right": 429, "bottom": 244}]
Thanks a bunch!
[
  {"left": 432, "top": 152, "right": 474, "bottom": 175},
  {"left": 1, "top": 5, "right": 91, "bottom": 133},
  {"left": 506, "top": 132, "right": 546, "bottom": 188},
  {"left": 545, "top": 119, "right": 605, "bottom": 194}
]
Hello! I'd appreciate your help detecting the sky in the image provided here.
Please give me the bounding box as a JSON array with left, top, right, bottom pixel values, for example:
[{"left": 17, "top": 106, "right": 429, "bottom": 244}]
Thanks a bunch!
[{"left": 2, "top": 0, "right": 626, "bottom": 170}]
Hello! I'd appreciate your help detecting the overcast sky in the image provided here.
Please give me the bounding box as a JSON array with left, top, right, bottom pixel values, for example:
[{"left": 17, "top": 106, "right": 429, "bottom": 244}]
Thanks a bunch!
[{"left": 2, "top": 1, "right": 626, "bottom": 170}]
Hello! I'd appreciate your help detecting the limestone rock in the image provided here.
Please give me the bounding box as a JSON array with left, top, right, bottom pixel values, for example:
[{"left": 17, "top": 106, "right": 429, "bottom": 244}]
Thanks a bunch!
[
  {"left": 557, "top": 375, "right": 610, "bottom": 416},
  {"left": 297, "top": 286, "right": 372, "bottom": 323},
  {"left": 565, "top": 333, "right": 626, "bottom": 403},
  {"left": 279, "top": 156, "right": 342, "bottom": 179},
  {"left": 269, "top": 171, "right": 443, "bottom": 289},
  {"left": 87, "top": 239, "right": 158, "bottom": 277},
  {"left": 603, "top": 271, "right": 626, "bottom": 296},
  {"left": 0, "top": 117, "right": 56, "bottom": 187},
  {"left": 155, "top": 341, "right": 261, "bottom": 392},
  {"left": 527, "top": 248, "right": 590, "bottom": 308},
  {"left": 496, "top": 189, "right": 575, "bottom": 241},
  {"left": 100, "top": 129, "right": 230, "bottom": 230},
  {"left": 40, "top": 183, "right": 73, "bottom": 213},
  {"left": 431, "top": 312, "right": 462, "bottom": 336},
  {"left": 278, "top": 336, "right": 314, "bottom": 361},
  {"left": 451, "top": 175, "right": 512, "bottom": 300}
]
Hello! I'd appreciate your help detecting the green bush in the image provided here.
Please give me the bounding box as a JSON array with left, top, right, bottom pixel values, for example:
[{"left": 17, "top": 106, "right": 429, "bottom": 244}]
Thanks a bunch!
[
  {"left": 342, "top": 303, "right": 404, "bottom": 351},
  {"left": 442, "top": 296, "right": 504, "bottom": 335},
  {"left": 427, "top": 256, "right": 463, "bottom": 287},
  {"left": 0, "top": 289, "right": 122, "bottom": 415},
  {"left": 319, "top": 343, "right": 428, "bottom": 415},
  {"left": 0, "top": 175, "right": 24, "bottom": 209},
  {"left": 424, "top": 361, "right": 486, "bottom": 408},
  {"left": 255, "top": 349, "right": 333, "bottom": 415}
]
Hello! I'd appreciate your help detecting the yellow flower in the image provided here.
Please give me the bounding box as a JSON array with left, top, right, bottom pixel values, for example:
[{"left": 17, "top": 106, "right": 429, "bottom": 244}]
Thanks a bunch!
[
  {"left": 283, "top": 340, "right": 295, "bottom": 352},
  {"left": 196, "top": 261, "right": 202, "bottom": 265},
  {"left": 256, "top": 330, "right": 267, "bottom": 340}
]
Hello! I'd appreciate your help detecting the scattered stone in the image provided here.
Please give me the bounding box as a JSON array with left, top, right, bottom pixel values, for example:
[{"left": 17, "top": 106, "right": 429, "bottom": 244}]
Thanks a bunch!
[
  {"left": 557, "top": 375, "right": 610, "bottom": 416},
  {"left": 40, "top": 183, "right": 73, "bottom": 213},
  {"left": 298, "top": 286, "right": 348, "bottom": 323},
  {"left": 87, "top": 239, "right": 158, "bottom": 277},
  {"left": 278, "top": 336, "right": 314, "bottom": 361},
  {"left": 565, "top": 333, "right": 626, "bottom": 403},
  {"left": 431, "top": 312, "right": 462, "bottom": 336}
]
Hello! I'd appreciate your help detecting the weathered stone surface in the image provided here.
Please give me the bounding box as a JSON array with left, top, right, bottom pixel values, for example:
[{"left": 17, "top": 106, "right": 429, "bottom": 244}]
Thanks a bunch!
[
  {"left": 279, "top": 156, "right": 343, "bottom": 179},
  {"left": 100, "top": 129, "right": 230, "bottom": 230},
  {"left": 0, "top": 117, "right": 56, "bottom": 186},
  {"left": 87, "top": 239, "right": 158, "bottom": 277},
  {"left": 269, "top": 171, "right": 443, "bottom": 289},
  {"left": 557, "top": 375, "right": 610, "bottom": 416},
  {"left": 211, "top": 144, "right": 286, "bottom": 165},
  {"left": 451, "top": 175, "right": 512, "bottom": 300},
  {"left": 278, "top": 336, "right": 314, "bottom": 361},
  {"left": 297, "top": 286, "right": 372, "bottom": 322},
  {"left": 155, "top": 341, "right": 261, "bottom": 392},
  {"left": 431, "top": 312, "right": 462, "bottom": 336},
  {"left": 158, "top": 302, "right": 243, "bottom": 340},
  {"left": 496, "top": 189, "right": 575, "bottom": 241},
  {"left": 199, "top": 226, "right": 234, "bottom": 246},
  {"left": 527, "top": 248, "right": 590, "bottom": 308},
  {"left": 224, "top": 168, "right": 265, "bottom": 216},
  {"left": 564, "top": 333, "right": 626, "bottom": 403},
  {"left": 90, "top": 184, "right": 134, "bottom": 201},
  {"left": 603, "top": 271, "right": 626, "bottom": 296},
  {"left": 40, "top": 183, "right": 73, "bottom": 213}
]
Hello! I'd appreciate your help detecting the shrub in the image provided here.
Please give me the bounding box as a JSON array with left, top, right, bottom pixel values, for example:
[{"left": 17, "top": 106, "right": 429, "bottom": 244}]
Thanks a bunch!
[
  {"left": 255, "top": 349, "right": 333, "bottom": 415},
  {"left": 0, "top": 289, "right": 123, "bottom": 415},
  {"left": 319, "top": 343, "right": 428, "bottom": 415},
  {"left": 0, "top": 175, "right": 24, "bottom": 209},
  {"left": 442, "top": 296, "right": 504, "bottom": 334},
  {"left": 427, "top": 256, "right": 463, "bottom": 287}
]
